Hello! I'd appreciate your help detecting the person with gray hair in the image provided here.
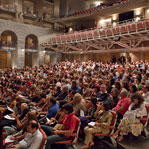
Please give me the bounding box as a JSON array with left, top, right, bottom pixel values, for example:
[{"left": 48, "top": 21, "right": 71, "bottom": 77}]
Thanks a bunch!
[
  {"left": 56, "top": 85, "right": 68, "bottom": 101},
  {"left": 112, "top": 88, "right": 130, "bottom": 120}
]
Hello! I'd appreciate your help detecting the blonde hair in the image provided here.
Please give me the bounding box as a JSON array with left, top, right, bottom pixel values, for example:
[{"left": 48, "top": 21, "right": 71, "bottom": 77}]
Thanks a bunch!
[{"left": 73, "top": 93, "right": 82, "bottom": 103}]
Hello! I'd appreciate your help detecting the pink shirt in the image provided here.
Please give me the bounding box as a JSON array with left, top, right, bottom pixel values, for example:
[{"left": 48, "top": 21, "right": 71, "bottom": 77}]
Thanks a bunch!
[{"left": 114, "top": 97, "right": 130, "bottom": 115}]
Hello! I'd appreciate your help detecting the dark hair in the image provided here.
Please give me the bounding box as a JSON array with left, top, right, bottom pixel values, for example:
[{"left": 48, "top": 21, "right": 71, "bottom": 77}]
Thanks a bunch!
[
  {"left": 144, "top": 85, "right": 149, "bottom": 91},
  {"left": 50, "top": 97, "right": 56, "bottom": 105},
  {"left": 90, "top": 97, "right": 97, "bottom": 107},
  {"left": 29, "top": 120, "right": 38, "bottom": 129},
  {"left": 72, "top": 80, "right": 76, "bottom": 85},
  {"left": 103, "top": 102, "right": 110, "bottom": 111},
  {"left": 40, "top": 93, "right": 46, "bottom": 98},
  {"left": 131, "top": 93, "right": 144, "bottom": 107},
  {"left": 137, "top": 78, "right": 141, "bottom": 83},
  {"left": 131, "top": 84, "right": 137, "bottom": 93},
  {"left": 19, "top": 108, "right": 29, "bottom": 120},
  {"left": 62, "top": 103, "right": 73, "bottom": 113},
  {"left": 123, "top": 82, "right": 129, "bottom": 91},
  {"left": 115, "top": 81, "right": 121, "bottom": 90}
]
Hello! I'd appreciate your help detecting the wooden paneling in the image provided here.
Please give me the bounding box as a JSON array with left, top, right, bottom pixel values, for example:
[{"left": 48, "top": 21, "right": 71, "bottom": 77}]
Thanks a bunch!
[
  {"left": 144, "top": 52, "right": 149, "bottom": 61},
  {"left": 0, "top": 51, "right": 7, "bottom": 69},
  {"left": 25, "top": 53, "right": 32, "bottom": 67}
]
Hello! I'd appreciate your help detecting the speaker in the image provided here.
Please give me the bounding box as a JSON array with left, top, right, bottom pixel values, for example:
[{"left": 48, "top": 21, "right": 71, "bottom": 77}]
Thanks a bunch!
[{"left": 114, "top": 36, "right": 120, "bottom": 41}]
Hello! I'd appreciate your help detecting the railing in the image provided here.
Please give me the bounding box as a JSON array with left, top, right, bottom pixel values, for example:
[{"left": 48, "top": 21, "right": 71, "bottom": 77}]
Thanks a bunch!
[
  {"left": 23, "top": 11, "right": 37, "bottom": 18},
  {"left": 0, "top": 3, "right": 16, "bottom": 12},
  {"left": 25, "top": 43, "right": 38, "bottom": 50},
  {"left": 0, "top": 41, "right": 16, "bottom": 48},
  {"left": 41, "top": 17, "right": 149, "bottom": 45}
]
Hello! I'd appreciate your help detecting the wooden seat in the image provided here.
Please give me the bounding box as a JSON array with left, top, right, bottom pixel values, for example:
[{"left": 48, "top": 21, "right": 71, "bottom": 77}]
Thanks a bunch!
[
  {"left": 112, "top": 27, "right": 120, "bottom": 35},
  {"left": 81, "top": 32, "right": 87, "bottom": 40},
  {"left": 65, "top": 35, "right": 71, "bottom": 42},
  {"left": 136, "top": 21, "right": 145, "bottom": 31},
  {"left": 106, "top": 29, "right": 112, "bottom": 36},
  {"left": 120, "top": 25, "right": 128, "bottom": 33},
  {"left": 93, "top": 30, "right": 99, "bottom": 38},
  {"left": 127, "top": 23, "right": 136, "bottom": 32},
  {"left": 76, "top": 33, "right": 81, "bottom": 41},
  {"left": 70, "top": 34, "right": 76, "bottom": 41},
  {"left": 86, "top": 31, "right": 93, "bottom": 39},
  {"left": 94, "top": 110, "right": 117, "bottom": 147},
  {"left": 56, "top": 116, "right": 81, "bottom": 149}
]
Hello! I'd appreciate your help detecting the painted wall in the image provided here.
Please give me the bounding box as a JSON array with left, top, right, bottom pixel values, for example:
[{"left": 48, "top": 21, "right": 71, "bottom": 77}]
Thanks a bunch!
[{"left": 62, "top": 52, "right": 149, "bottom": 62}]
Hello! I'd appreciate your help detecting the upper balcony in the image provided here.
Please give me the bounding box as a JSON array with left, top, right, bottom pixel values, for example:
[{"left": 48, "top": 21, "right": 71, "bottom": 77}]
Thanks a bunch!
[
  {"left": 49, "top": 0, "right": 148, "bottom": 25},
  {"left": 40, "top": 16, "right": 149, "bottom": 54},
  {"left": 68, "top": 0, "right": 129, "bottom": 18},
  {"left": 40, "top": 16, "right": 149, "bottom": 47}
]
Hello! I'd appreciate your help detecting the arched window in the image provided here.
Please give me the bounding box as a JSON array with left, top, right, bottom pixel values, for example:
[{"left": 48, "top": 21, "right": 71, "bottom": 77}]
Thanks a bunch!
[
  {"left": 0, "top": 30, "right": 17, "bottom": 48},
  {"left": 25, "top": 34, "right": 38, "bottom": 50}
]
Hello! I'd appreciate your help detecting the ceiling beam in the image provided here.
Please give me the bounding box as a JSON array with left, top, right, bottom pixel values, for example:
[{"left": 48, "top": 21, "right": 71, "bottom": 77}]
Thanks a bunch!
[
  {"left": 62, "top": 47, "right": 149, "bottom": 54},
  {"left": 85, "top": 42, "right": 105, "bottom": 51},
  {"left": 111, "top": 41, "right": 132, "bottom": 50},
  {"left": 46, "top": 45, "right": 62, "bottom": 52},
  {"left": 65, "top": 44, "right": 82, "bottom": 51}
]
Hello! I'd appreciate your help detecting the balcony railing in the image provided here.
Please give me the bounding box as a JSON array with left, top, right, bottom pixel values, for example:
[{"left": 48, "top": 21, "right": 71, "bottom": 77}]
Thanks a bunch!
[
  {"left": 0, "top": 41, "right": 17, "bottom": 49},
  {"left": 0, "top": 3, "right": 16, "bottom": 12},
  {"left": 25, "top": 43, "right": 38, "bottom": 50},
  {"left": 23, "top": 11, "right": 37, "bottom": 18},
  {"left": 41, "top": 16, "right": 149, "bottom": 45}
]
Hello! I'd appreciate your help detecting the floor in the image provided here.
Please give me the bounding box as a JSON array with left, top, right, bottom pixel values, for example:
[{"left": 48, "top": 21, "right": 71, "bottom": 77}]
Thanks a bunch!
[{"left": 53, "top": 132, "right": 149, "bottom": 149}]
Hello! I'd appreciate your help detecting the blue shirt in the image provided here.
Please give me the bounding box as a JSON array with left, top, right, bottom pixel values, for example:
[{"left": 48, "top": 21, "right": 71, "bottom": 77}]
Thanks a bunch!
[{"left": 46, "top": 102, "right": 59, "bottom": 119}]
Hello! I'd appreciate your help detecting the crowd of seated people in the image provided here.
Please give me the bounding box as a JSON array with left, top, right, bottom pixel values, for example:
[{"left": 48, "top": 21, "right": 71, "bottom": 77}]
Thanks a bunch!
[
  {"left": 68, "top": 0, "right": 129, "bottom": 17},
  {"left": 0, "top": 60, "right": 148, "bottom": 149}
]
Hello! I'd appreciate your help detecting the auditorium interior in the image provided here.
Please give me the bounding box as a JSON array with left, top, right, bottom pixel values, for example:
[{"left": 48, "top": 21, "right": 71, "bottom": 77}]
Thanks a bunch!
[{"left": 0, "top": 0, "right": 149, "bottom": 149}]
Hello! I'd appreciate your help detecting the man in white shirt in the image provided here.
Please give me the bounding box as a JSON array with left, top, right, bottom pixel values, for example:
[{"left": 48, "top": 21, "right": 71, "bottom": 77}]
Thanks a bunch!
[{"left": 12, "top": 120, "right": 43, "bottom": 149}]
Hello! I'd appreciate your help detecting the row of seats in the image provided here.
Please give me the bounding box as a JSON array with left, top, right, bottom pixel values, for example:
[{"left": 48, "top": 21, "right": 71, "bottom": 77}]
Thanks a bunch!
[
  {"left": 16, "top": 105, "right": 149, "bottom": 149},
  {"left": 50, "top": 19, "right": 149, "bottom": 44},
  {"left": 68, "top": 0, "right": 129, "bottom": 17}
]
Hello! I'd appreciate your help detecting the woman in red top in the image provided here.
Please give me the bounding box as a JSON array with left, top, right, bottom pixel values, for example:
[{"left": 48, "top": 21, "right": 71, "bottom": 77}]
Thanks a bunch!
[{"left": 41, "top": 103, "right": 78, "bottom": 149}]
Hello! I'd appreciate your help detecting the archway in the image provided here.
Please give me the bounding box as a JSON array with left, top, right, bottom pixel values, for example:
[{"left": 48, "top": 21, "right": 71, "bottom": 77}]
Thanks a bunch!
[
  {"left": 25, "top": 34, "right": 38, "bottom": 67},
  {"left": 0, "top": 30, "right": 17, "bottom": 68}
]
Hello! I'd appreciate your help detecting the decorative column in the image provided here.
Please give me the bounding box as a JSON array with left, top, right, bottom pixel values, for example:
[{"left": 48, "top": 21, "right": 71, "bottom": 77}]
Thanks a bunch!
[
  {"left": 16, "top": 40, "right": 25, "bottom": 68},
  {"left": 15, "top": 0, "right": 24, "bottom": 22},
  {"left": 35, "top": 0, "right": 43, "bottom": 18},
  {"left": 54, "top": 0, "right": 60, "bottom": 18},
  {"left": 39, "top": 45, "right": 45, "bottom": 66}
]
